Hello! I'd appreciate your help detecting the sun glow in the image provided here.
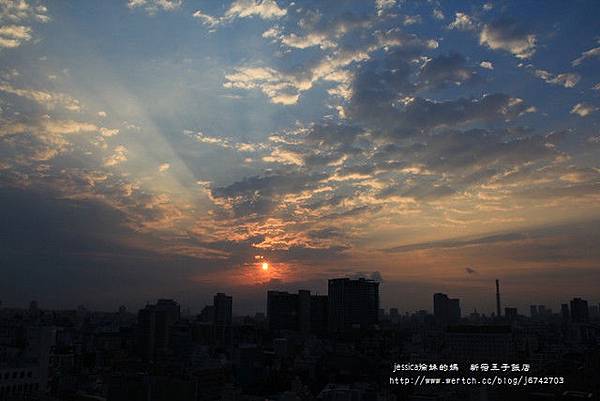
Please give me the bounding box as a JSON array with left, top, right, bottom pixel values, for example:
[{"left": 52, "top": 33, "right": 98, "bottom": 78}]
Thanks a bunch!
[{"left": 261, "top": 262, "right": 269, "bottom": 271}]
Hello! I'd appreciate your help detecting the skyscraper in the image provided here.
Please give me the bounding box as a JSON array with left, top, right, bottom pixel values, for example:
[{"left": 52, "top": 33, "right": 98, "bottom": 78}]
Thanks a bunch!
[
  {"left": 433, "top": 293, "right": 461, "bottom": 324},
  {"left": 137, "top": 299, "right": 180, "bottom": 361},
  {"left": 328, "top": 277, "right": 379, "bottom": 333},
  {"left": 561, "top": 304, "right": 570, "bottom": 321},
  {"left": 267, "top": 290, "right": 299, "bottom": 332},
  {"left": 213, "top": 293, "right": 232, "bottom": 326},
  {"left": 495, "top": 280, "right": 501, "bottom": 318},
  {"left": 570, "top": 298, "right": 589, "bottom": 323},
  {"left": 213, "top": 293, "right": 232, "bottom": 347}
]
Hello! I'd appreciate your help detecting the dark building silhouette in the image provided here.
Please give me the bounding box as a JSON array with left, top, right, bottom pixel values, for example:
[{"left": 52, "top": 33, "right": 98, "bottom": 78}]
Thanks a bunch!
[
  {"left": 561, "top": 303, "right": 570, "bottom": 321},
  {"left": 495, "top": 279, "right": 501, "bottom": 318},
  {"left": 213, "top": 293, "right": 232, "bottom": 346},
  {"left": 213, "top": 293, "right": 232, "bottom": 326},
  {"left": 137, "top": 299, "right": 180, "bottom": 361},
  {"left": 267, "top": 291, "right": 299, "bottom": 332},
  {"left": 570, "top": 297, "right": 589, "bottom": 323},
  {"left": 530, "top": 305, "right": 538, "bottom": 318},
  {"left": 433, "top": 293, "right": 461, "bottom": 324},
  {"left": 267, "top": 290, "right": 328, "bottom": 335},
  {"left": 310, "top": 294, "right": 328, "bottom": 336},
  {"left": 504, "top": 307, "right": 517, "bottom": 321},
  {"left": 328, "top": 278, "right": 379, "bottom": 333}
]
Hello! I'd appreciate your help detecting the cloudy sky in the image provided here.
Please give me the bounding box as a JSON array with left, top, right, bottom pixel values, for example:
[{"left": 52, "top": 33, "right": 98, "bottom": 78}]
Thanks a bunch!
[{"left": 1, "top": 0, "right": 599, "bottom": 315}]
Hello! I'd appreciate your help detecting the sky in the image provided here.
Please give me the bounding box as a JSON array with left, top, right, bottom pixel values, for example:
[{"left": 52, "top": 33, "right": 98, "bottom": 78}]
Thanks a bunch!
[{"left": 0, "top": 0, "right": 599, "bottom": 315}]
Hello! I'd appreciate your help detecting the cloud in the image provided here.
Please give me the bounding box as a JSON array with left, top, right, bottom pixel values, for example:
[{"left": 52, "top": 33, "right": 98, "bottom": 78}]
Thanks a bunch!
[
  {"left": 479, "top": 18, "right": 536, "bottom": 59},
  {"left": 570, "top": 103, "right": 597, "bottom": 117},
  {"left": 0, "top": 0, "right": 50, "bottom": 48},
  {"left": 448, "top": 12, "right": 477, "bottom": 31},
  {"left": 192, "top": 10, "right": 221, "bottom": 28},
  {"left": 383, "top": 232, "right": 527, "bottom": 253},
  {"left": 0, "top": 24, "right": 31, "bottom": 48},
  {"left": 0, "top": 83, "right": 82, "bottom": 111},
  {"left": 418, "top": 53, "right": 478, "bottom": 90},
  {"left": 127, "top": 0, "right": 182, "bottom": 14},
  {"left": 432, "top": 9, "right": 444, "bottom": 20},
  {"left": 225, "top": 0, "right": 286, "bottom": 20},
  {"left": 479, "top": 61, "right": 493, "bottom": 70},
  {"left": 375, "top": 0, "right": 395, "bottom": 16},
  {"left": 533, "top": 69, "right": 580, "bottom": 88},
  {"left": 194, "top": 0, "right": 286, "bottom": 27},
  {"left": 158, "top": 162, "right": 170, "bottom": 172},
  {"left": 572, "top": 46, "right": 600, "bottom": 66},
  {"left": 104, "top": 145, "right": 128, "bottom": 167}
]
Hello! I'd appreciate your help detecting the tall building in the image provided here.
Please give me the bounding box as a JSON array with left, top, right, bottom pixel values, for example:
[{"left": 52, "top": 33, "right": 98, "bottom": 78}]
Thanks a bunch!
[
  {"left": 570, "top": 298, "right": 589, "bottom": 323},
  {"left": 561, "top": 304, "right": 570, "bottom": 320},
  {"left": 267, "top": 290, "right": 328, "bottom": 335},
  {"left": 328, "top": 278, "right": 379, "bottom": 333},
  {"left": 213, "top": 293, "right": 232, "bottom": 326},
  {"left": 267, "top": 291, "right": 299, "bottom": 332},
  {"left": 433, "top": 293, "right": 461, "bottom": 324},
  {"left": 495, "top": 280, "right": 501, "bottom": 318},
  {"left": 504, "top": 307, "right": 517, "bottom": 321},
  {"left": 213, "top": 293, "right": 232, "bottom": 347},
  {"left": 137, "top": 299, "right": 180, "bottom": 361},
  {"left": 530, "top": 305, "right": 538, "bottom": 318},
  {"left": 310, "top": 295, "right": 328, "bottom": 335}
]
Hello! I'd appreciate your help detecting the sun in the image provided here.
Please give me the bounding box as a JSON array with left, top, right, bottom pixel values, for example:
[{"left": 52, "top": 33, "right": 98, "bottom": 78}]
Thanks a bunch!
[{"left": 261, "top": 262, "right": 269, "bottom": 271}]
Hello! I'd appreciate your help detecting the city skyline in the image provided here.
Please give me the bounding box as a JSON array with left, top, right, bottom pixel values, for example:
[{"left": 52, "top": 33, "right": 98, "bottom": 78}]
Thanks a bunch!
[{"left": 1, "top": 0, "right": 600, "bottom": 314}]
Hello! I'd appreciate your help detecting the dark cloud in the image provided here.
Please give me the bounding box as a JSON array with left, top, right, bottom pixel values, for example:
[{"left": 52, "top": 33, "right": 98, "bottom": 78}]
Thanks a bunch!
[{"left": 417, "top": 53, "right": 480, "bottom": 90}]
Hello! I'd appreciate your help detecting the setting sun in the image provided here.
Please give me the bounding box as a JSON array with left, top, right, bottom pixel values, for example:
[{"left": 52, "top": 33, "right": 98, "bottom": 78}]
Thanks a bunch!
[{"left": 261, "top": 262, "right": 269, "bottom": 271}]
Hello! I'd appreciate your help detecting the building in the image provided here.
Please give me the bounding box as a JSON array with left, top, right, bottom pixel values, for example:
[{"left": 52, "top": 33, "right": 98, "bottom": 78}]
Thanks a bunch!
[
  {"left": 569, "top": 298, "right": 589, "bottom": 323},
  {"left": 530, "top": 305, "right": 538, "bottom": 318},
  {"left": 213, "top": 293, "right": 232, "bottom": 326},
  {"left": 433, "top": 293, "right": 461, "bottom": 324},
  {"left": 504, "top": 307, "right": 518, "bottom": 321},
  {"left": 137, "top": 299, "right": 180, "bottom": 361},
  {"left": 561, "top": 304, "right": 570, "bottom": 320},
  {"left": 444, "top": 325, "right": 515, "bottom": 360},
  {"left": 267, "top": 290, "right": 328, "bottom": 335},
  {"left": 267, "top": 291, "right": 299, "bottom": 332},
  {"left": 328, "top": 278, "right": 379, "bottom": 333}
]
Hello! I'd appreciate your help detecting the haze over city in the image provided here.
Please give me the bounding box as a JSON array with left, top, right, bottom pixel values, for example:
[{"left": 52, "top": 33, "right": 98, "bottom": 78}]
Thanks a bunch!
[{"left": 1, "top": 0, "right": 599, "bottom": 315}]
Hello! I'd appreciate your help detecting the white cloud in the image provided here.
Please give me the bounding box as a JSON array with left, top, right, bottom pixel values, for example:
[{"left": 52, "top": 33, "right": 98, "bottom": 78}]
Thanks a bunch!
[
  {"left": 127, "top": 0, "right": 182, "bottom": 14},
  {"left": 0, "top": 83, "right": 82, "bottom": 111},
  {"left": 479, "top": 20, "right": 536, "bottom": 59},
  {"left": 193, "top": 0, "right": 286, "bottom": 28},
  {"left": 572, "top": 46, "right": 600, "bottom": 66},
  {"left": 570, "top": 103, "right": 597, "bottom": 117},
  {"left": 534, "top": 70, "right": 580, "bottom": 88},
  {"left": 403, "top": 15, "right": 421, "bottom": 26},
  {"left": 479, "top": 61, "right": 493, "bottom": 70},
  {"left": 448, "top": 12, "right": 476, "bottom": 31},
  {"left": 158, "top": 162, "right": 170, "bottom": 172},
  {"left": 0, "top": 24, "right": 31, "bottom": 48},
  {"left": 104, "top": 145, "right": 128, "bottom": 167},
  {"left": 192, "top": 10, "right": 221, "bottom": 28},
  {"left": 432, "top": 9, "right": 444, "bottom": 20},
  {"left": 225, "top": 0, "right": 286, "bottom": 20},
  {"left": 375, "top": 0, "right": 396, "bottom": 16}
]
